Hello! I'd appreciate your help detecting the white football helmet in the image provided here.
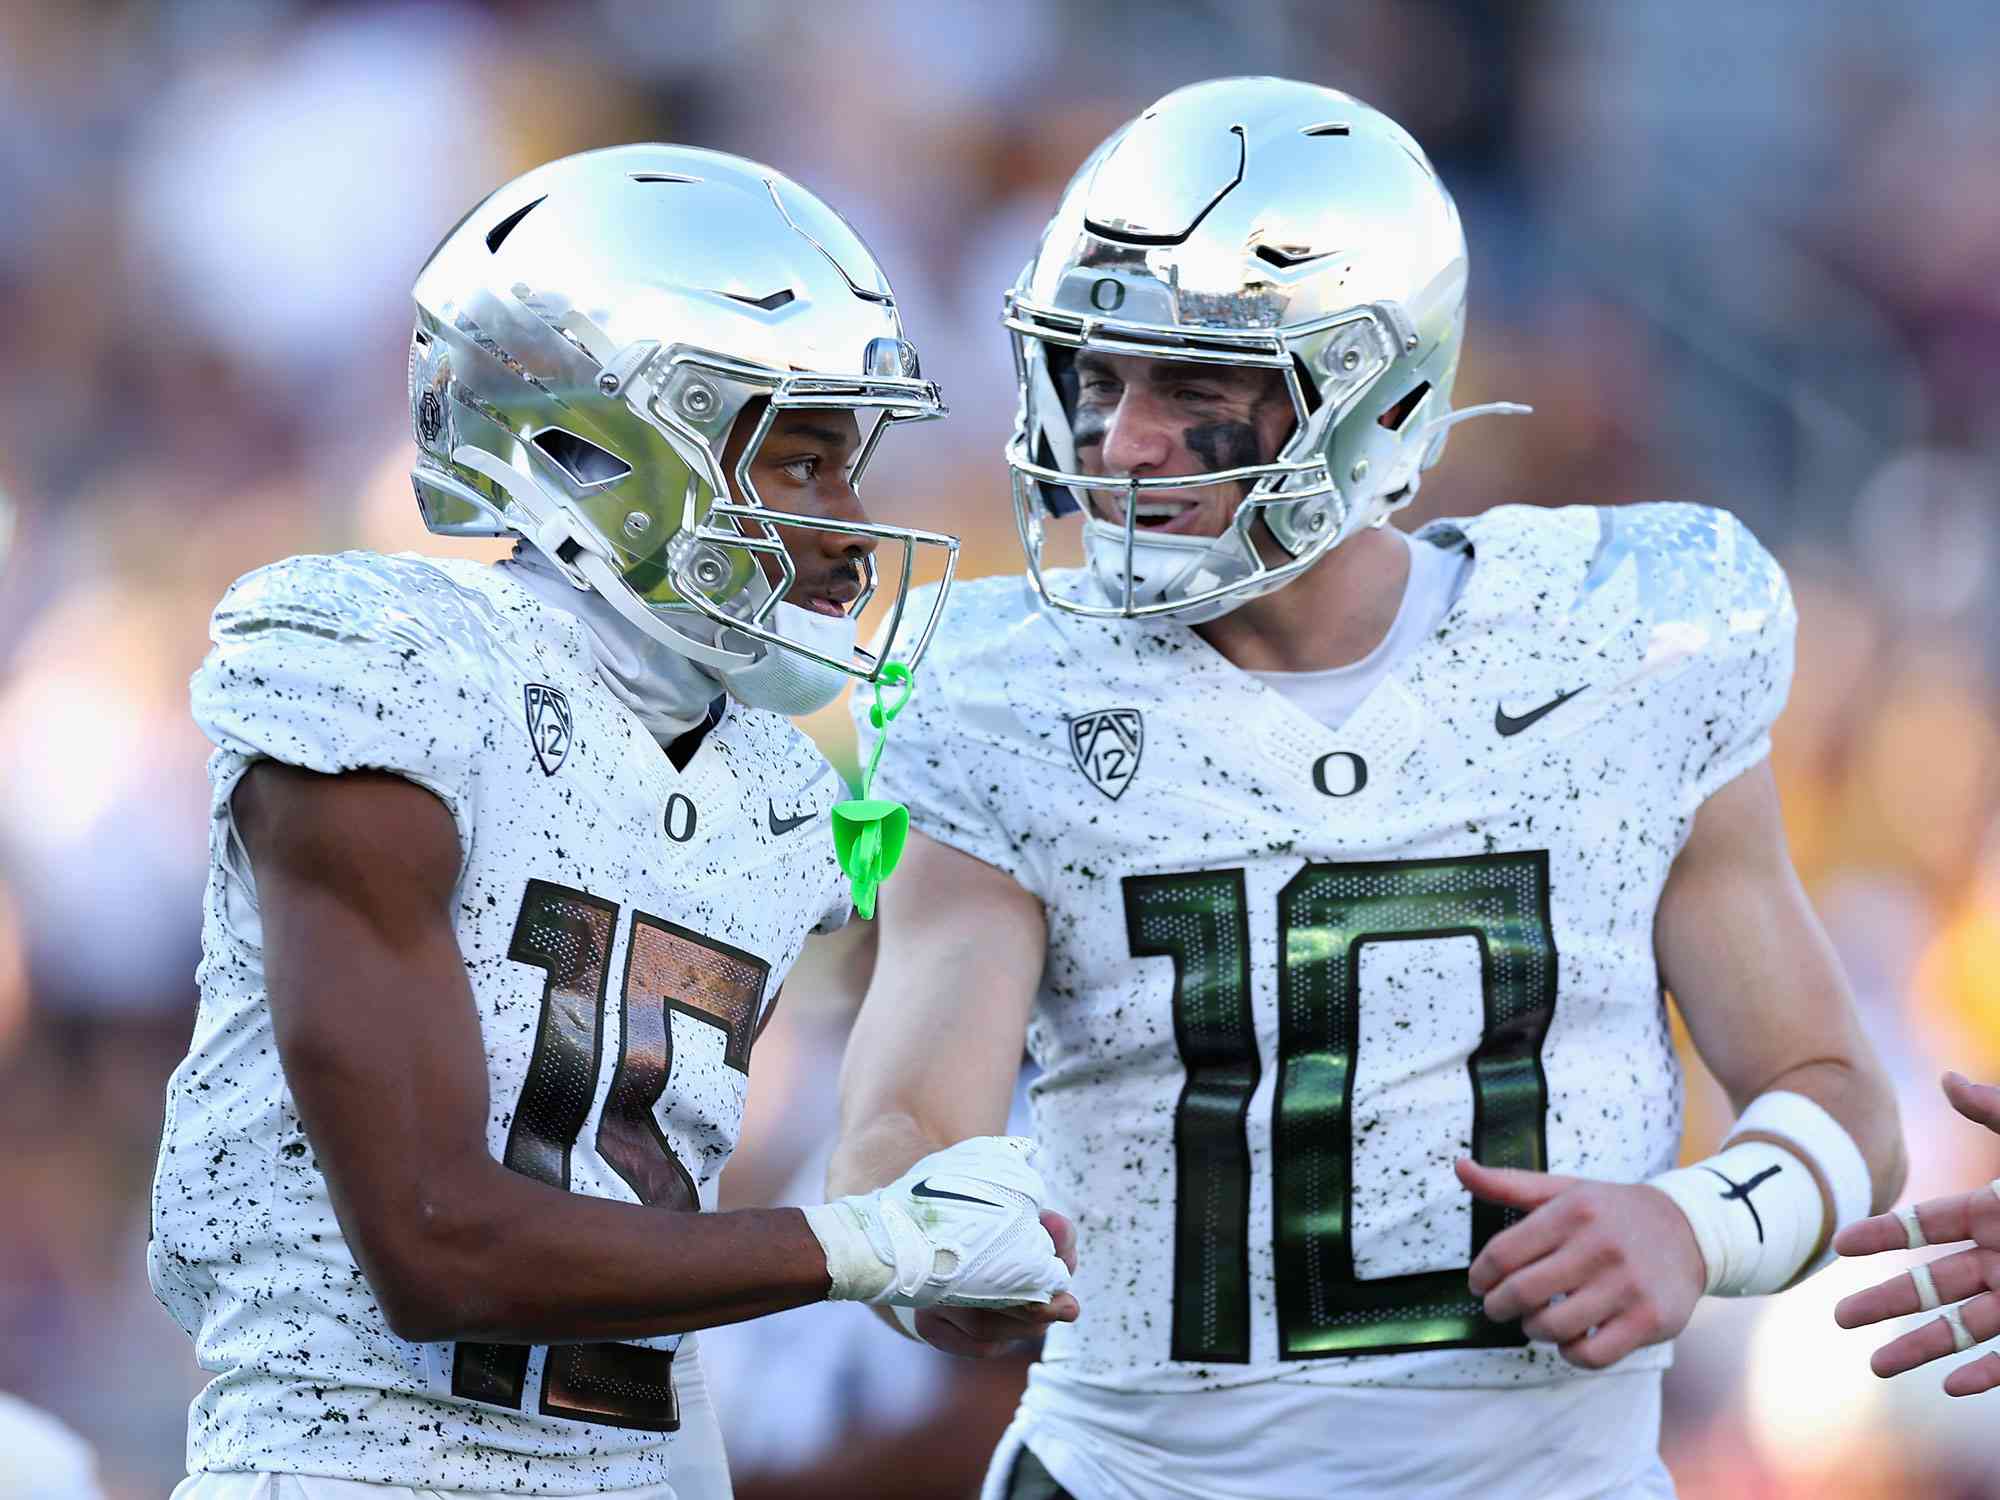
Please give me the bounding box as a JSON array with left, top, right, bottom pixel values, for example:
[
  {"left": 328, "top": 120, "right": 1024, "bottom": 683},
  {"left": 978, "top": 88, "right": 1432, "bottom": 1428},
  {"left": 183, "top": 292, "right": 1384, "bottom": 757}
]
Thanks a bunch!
[
  {"left": 410, "top": 144, "right": 958, "bottom": 713},
  {"left": 1005, "top": 76, "right": 1524, "bottom": 623}
]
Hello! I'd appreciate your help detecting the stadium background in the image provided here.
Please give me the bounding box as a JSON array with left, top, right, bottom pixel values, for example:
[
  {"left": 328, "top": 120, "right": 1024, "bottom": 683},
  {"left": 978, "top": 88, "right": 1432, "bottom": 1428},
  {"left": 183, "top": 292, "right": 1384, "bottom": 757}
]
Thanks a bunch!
[{"left": 1, "top": 1, "right": 1998, "bottom": 1494}]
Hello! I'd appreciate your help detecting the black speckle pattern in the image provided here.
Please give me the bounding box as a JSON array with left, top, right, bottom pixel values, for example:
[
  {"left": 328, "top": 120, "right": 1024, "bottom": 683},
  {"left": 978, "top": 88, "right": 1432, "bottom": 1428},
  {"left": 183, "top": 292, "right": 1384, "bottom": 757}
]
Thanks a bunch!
[
  {"left": 859, "top": 502, "right": 1793, "bottom": 1395},
  {"left": 150, "top": 550, "right": 847, "bottom": 1489}
]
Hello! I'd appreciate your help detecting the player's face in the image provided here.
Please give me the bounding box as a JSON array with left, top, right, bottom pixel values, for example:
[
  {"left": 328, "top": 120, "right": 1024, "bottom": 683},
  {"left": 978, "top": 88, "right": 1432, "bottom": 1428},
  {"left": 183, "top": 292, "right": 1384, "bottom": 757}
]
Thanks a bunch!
[
  {"left": 1069, "top": 351, "right": 1296, "bottom": 540},
  {"left": 720, "top": 401, "right": 878, "bottom": 618}
]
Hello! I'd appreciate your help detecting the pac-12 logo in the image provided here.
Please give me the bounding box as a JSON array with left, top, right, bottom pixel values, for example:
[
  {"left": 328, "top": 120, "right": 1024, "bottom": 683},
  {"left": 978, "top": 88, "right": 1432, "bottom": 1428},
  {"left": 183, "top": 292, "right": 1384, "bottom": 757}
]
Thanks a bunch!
[
  {"left": 523, "top": 683, "right": 573, "bottom": 776},
  {"left": 1068, "top": 708, "right": 1143, "bottom": 801}
]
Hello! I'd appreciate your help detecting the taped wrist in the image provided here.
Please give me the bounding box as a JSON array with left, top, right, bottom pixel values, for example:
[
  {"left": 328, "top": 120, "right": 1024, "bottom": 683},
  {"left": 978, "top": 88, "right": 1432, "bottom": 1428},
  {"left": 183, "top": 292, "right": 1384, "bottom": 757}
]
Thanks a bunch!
[
  {"left": 1648, "top": 1090, "right": 1870, "bottom": 1296},
  {"left": 802, "top": 1196, "right": 931, "bottom": 1305},
  {"left": 803, "top": 1199, "right": 892, "bottom": 1304}
]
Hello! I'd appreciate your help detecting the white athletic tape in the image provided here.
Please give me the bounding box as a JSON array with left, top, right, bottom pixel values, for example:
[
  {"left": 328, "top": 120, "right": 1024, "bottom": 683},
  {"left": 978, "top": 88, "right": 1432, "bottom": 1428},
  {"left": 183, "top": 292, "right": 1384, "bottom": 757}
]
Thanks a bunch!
[
  {"left": 1899, "top": 1204, "right": 1929, "bottom": 1250},
  {"left": 1911, "top": 1263, "right": 1941, "bottom": 1313},
  {"left": 1650, "top": 1135, "right": 1829, "bottom": 1296},
  {"left": 1942, "top": 1303, "right": 1974, "bottom": 1354}
]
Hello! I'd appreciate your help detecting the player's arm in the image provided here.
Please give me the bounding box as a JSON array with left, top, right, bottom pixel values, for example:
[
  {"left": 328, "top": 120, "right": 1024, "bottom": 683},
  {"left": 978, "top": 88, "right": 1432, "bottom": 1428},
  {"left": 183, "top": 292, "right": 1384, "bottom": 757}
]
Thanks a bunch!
[
  {"left": 1653, "top": 760, "right": 1905, "bottom": 1216},
  {"left": 238, "top": 761, "right": 1064, "bottom": 1345},
  {"left": 827, "top": 828, "right": 1078, "bottom": 1355},
  {"left": 1461, "top": 762, "right": 1904, "bottom": 1367}
]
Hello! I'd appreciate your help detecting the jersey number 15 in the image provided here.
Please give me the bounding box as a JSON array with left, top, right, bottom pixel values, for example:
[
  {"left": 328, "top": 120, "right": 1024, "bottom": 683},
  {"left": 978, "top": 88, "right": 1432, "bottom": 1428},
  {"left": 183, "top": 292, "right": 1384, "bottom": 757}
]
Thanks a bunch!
[{"left": 453, "top": 879, "right": 769, "bottom": 1429}]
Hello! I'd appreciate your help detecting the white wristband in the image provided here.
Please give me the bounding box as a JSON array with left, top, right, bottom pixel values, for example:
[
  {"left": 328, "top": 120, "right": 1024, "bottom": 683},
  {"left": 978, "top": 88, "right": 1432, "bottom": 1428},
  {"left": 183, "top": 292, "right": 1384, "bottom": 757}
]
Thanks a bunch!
[
  {"left": 1736, "top": 1089, "right": 1873, "bottom": 1243},
  {"left": 1648, "top": 1090, "right": 1870, "bottom": 1296}
]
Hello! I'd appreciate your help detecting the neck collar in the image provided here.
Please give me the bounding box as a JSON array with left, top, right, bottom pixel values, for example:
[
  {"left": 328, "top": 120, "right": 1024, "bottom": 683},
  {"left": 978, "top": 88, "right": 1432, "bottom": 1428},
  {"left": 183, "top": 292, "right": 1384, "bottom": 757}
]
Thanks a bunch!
[{"left": 498, "top": 545, "right": 719, "bottom": 743}]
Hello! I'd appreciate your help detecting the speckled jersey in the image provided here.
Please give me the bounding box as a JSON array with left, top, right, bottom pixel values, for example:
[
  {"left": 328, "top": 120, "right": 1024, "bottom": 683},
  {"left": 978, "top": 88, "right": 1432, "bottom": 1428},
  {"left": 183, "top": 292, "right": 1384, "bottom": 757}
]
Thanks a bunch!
[
  {"left": 150, "top": 551, "right": 847, "bottom": 1492},
  {"left": 861, "top": 503, "right": 1793, "bottom": 1399}
]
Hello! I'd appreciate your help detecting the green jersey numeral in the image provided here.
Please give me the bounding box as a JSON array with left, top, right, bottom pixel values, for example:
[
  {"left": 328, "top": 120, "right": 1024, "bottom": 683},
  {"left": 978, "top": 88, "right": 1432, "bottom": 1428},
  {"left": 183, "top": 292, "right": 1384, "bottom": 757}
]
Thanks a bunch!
[{"left": 1124, "top": 851, "right": 1558, "bottom": 1363}]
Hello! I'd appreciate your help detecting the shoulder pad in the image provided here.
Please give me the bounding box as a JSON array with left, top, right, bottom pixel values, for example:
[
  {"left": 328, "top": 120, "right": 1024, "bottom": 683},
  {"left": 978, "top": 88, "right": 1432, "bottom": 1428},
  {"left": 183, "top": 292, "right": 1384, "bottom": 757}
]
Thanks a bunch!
[
  {"left": 1578, "top": 503, "right": 1790, "bottom": 654},
  {"left": 211, "top": 551, "right": 494, "bottom": 659},
  {"left": 873, "top": 572, "right": 1055, "bottom": 679}
]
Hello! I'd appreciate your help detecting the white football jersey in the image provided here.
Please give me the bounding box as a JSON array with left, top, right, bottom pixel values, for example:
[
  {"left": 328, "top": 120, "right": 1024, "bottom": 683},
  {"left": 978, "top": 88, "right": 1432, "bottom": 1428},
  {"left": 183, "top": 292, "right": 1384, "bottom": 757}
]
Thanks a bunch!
[
  {"left": 861, "top": 503, "right": 1790, "bottom": 1414},
  {"left": 0, "top": 1394, "right": 105, "bottom": 1499},
  {"left": 150, "top": 551, "right": 847, "bottom": 1493}
]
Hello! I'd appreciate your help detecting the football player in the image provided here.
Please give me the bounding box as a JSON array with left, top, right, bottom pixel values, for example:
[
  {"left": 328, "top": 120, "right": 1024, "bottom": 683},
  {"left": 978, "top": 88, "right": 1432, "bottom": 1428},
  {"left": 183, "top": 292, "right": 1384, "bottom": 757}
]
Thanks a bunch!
[
  {"left": 829, "top": 78, "right": 1906, "bottom": 1500},
  {"left": 149, "top": 145, "right": 1071, "bottom": 1500},
  {"left": 1835, "top": 1071, "right": 2000, "bottom": 1396}
]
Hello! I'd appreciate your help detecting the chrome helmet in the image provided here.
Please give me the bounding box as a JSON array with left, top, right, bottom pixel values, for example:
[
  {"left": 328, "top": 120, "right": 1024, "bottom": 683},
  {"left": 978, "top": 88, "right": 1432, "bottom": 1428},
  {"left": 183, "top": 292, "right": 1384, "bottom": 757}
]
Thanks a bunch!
[
  {"left": 410, "top": 144, "right": 958, "bottom": 712},
  {"left": 1005, "top": 76, "right": 1524, "bottom": 623}
]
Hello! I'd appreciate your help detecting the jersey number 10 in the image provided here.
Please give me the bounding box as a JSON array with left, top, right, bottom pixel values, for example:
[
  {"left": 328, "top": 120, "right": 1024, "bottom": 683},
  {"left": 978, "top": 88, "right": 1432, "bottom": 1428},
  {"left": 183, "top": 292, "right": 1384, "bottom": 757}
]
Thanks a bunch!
[
  {"left": 1124, "top": 850, "right": 1557, "bottom": 1363},
  {"left": 453, "top": 879, "right": 770, "bottom": 1429}
]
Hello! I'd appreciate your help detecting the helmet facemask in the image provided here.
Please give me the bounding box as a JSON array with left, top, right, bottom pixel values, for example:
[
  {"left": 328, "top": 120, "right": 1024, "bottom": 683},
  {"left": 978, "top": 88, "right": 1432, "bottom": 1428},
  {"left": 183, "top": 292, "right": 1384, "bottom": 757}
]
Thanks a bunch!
[
  {"left": 695, "top": 346, "right": 957, "bottom": 689},
  {"left": 1006, "top": 295, "right": 1417, "bottom": 625}
]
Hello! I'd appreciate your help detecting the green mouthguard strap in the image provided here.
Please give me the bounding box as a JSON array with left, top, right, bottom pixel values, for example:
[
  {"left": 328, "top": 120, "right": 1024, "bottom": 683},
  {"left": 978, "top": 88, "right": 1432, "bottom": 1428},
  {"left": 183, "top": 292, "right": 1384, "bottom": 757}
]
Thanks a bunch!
[{"left": 831, "top": 662, "right": 915, "bottom": 920}]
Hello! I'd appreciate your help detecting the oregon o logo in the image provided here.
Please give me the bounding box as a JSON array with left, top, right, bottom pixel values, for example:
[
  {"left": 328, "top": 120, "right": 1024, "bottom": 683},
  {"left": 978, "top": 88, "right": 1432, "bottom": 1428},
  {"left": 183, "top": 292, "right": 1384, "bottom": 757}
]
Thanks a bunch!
[
  {"left": 1090, "top": 278, "right": 1126, "bottom": 312},
  {"left": 1311, "top": 752, "right": 1368, "bottom": 798},
  {"left": 664, "top": 793, "right": 699, "bottom": 842}
]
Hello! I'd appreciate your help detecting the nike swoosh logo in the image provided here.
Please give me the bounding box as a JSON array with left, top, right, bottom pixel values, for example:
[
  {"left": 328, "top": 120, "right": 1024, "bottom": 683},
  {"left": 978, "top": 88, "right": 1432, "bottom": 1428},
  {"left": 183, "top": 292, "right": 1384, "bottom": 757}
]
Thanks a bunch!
[
  {"left": 767, "top": 803, "right": 819, "bottom": 836},
  {"left": 910, "top": 1178, "right": 1002, "bottom": 1209},
  {"left": 1494, "top": 687, "right": 1587, "bottom": 737}
]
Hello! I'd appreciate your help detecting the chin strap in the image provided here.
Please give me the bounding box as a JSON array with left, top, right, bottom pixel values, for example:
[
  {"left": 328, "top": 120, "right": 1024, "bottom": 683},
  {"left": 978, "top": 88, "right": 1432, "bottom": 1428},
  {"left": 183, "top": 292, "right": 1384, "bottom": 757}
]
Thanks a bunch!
[
  {"left": 564, "top": 544, "right": 760, "bottom": 672},
  {"left": 831, "top": 663, "right": 916, "bottom": 920},
  {"left": 452, "top": 443, "right": 763, "bottom": 672}
]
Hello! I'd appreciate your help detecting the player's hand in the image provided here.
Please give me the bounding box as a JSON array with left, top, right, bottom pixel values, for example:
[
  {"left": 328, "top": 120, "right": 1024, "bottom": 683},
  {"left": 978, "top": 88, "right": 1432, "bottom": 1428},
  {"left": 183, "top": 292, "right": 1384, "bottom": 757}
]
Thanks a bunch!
[
  {"left": 1832, "top": 1072, "right": 2000, "bottom": 1396},
  {"left": 1458, "top": 1158, "right": 1706, "bottom": 1370},
  {"left": 811, "top": 1136, "right": 1072, "bottom": 1310},
  {"left": 912, "top": 1210, "right": 1081, "bottom": 1359}
]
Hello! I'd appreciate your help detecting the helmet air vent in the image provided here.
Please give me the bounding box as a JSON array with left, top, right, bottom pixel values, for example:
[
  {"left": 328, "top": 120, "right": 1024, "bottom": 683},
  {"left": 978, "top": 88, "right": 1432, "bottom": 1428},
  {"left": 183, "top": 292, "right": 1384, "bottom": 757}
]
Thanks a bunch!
[
  {"left": 1254, "top": 243, "right": 1332, "bottom": 269},
  {"left": 485, "top": 195, "right": 546, "bottom": 254},
  {"left": 1378, "top": 382, "right": 1432, "bottom": 432},
  {"left": 532, "top": 427, "right": 633, "bottom": 488},
  {"left": 723, "top": 287, "right": 798, "bottom": 312},
  {"left": 1083, "top": 123, "right": 1245, "bottom": 246},
  {"left": 629, "top": 172, "right": 702, "bottom": 184},
  {"left": 764, "top": 178, "right": 896, "bottom": 305},
  {"left": 1302, "top": 122, "right": 1352, "bottom": 137}
]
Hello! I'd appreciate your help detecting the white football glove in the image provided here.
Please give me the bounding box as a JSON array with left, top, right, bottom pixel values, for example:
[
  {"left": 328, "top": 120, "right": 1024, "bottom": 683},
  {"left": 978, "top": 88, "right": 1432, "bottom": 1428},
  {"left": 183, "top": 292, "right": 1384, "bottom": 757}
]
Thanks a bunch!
[{"left": 804, "top": 1136, "right": 1070, "bottom": 1309}]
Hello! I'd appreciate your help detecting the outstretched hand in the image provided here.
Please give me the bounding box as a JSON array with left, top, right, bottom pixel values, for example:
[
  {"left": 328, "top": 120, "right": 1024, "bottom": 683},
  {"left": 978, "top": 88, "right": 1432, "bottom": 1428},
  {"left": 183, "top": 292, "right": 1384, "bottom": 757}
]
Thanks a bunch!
[
  {"left": 1833, "top": 1073, "right": 2000, "bottom": 1396},
  {"left": 1457, "top": 1158, "right": 1706, "bottom": 1371},
  {"left": 915, "top": 1211, "right": 1080, "bottom": 1359}
]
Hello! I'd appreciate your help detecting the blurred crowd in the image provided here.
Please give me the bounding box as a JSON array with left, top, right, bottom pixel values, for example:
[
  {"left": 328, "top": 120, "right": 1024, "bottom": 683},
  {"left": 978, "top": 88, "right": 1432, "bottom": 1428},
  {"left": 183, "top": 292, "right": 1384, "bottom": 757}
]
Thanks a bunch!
[{"left": 1, "top": 0, "right": 1998, "bottom": 1495}]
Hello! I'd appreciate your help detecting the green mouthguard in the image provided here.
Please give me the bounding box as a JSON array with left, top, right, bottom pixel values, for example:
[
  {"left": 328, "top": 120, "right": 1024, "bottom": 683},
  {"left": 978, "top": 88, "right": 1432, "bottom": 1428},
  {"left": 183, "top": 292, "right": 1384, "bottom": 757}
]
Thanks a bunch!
[{"left": 831, "top": 661, "right": 915, "bottom": 920}]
